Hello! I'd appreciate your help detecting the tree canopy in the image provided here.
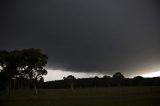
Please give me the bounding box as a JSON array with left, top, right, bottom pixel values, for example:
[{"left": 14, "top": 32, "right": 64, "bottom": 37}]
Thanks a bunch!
[
  {"left": 0, "top": 48, "right": 48, "bottom": 93},
  {"left": 113, "top": 72, "right": 124, "bottom": 79}
]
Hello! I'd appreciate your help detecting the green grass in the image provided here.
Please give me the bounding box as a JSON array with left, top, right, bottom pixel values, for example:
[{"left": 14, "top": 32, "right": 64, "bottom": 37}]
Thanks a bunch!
[{"left": 1, "top": 86, "right": 160, "bottom": 106}]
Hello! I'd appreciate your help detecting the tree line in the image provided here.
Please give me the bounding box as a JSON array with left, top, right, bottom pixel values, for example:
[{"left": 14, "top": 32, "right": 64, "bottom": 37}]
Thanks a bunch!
[
  {"left": 44, "top": 72, "right": 160, "bottom": 89},
  {"left": 0, "top": 48, "right": 48, "bottom": 94}
]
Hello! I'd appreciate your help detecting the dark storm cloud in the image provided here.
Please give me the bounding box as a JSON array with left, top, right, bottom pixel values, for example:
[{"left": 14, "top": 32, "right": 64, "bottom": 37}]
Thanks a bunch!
[{"left": 0, "top": 0, "right": 160, "bottom": 76}]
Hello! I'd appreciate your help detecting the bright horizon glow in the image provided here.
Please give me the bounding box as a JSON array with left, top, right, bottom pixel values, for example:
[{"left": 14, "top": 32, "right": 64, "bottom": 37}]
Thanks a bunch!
[
  {"left": 44, "top": 69, "right": 160, "bottom": 82},
  {"left": 141, "top": 71, "right": 160, "bottom": 78},
  {"left": 44, "top": 69, "right": 107, "bottom": 82}
]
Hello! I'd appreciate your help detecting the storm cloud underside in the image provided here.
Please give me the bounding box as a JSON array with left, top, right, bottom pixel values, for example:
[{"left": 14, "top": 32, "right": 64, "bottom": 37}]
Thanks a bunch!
[{"left": 1, "top": 0, "right": 160, "bottom": 76}]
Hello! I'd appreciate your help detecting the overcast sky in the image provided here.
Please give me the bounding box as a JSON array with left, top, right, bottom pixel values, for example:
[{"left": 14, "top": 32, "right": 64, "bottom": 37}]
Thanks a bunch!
[{"left": 1, "top": 0, "right": 160, "bottom": 80}]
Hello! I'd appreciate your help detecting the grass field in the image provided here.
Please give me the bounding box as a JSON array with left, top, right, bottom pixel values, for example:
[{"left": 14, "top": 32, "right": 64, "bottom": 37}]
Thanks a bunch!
[{"left": 1, "top": 86, "right": 160, "bottom": 106}]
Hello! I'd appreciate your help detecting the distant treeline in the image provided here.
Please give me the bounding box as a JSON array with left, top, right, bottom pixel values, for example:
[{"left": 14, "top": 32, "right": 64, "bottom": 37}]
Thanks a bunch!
[{"left": 43, "top": 73, "right": 160, "bottom": 89}]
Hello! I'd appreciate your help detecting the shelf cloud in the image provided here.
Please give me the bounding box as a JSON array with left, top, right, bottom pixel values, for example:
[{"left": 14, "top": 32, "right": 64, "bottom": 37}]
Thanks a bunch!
[{"left": 1, "top": 0, "right": 160, "bottom": 76}]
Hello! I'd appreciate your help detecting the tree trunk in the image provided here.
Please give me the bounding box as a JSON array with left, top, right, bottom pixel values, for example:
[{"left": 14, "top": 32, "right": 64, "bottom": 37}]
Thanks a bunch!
[
  {"left": 70, "top": 81, "right": 74, "bottom": 90},
  {"left": 9, "top": 77, "right": 12, "bottom": 92},
  {"left": 7, "top": 77, "right": 11, "bottom": 96},
  {"left": 34, "top": 85, "right": 38, "bottom": 95},
  {"left": 32, "top": 79, "right": 38, "bottom": 95}
]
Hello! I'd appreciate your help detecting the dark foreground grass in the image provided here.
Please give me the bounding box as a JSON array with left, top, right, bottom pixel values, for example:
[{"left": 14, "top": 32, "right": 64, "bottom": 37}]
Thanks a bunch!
[{"left": 1, "top": 86, "right": 160, "bottom": 106}]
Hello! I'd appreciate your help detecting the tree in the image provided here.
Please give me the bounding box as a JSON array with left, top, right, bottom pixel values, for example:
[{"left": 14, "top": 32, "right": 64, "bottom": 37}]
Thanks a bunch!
[
  {"left": 0, "top": 50, "right": 22, "bottom": 91},
  {"left": 0, "top": 49, "right": 48, "bottom": 93},
  {"left": 0, "top": 51, "right": 9, "bottom": 90},
  {"left": 64, "top": 75, "right": 75, "bottom": 90},
  {"left": 133, "top": 76, "right": 144, "bottom": 86},
  {"left": 103, "top": 75, "right": 111, "bottom": 79},
  {"left": 93, "top": 76, "right": 99, "bottom": 87},
  {"left": 0, "top": 50, "right": 9, "bottom": 72},
  {"left": 112, "top": 72, "right": 125, "bottom": 86},
  {"left": 113, "top": 72, "right": 124, "bottom": 79},
  {"left": 21, "top": 48, "right": 48, "bottom": 94}
]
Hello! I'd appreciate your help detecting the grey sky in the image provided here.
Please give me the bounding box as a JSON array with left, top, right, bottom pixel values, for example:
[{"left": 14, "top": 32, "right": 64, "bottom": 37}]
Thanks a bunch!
[{"left": 1, "top": 0, "right": 160, "bottom": 77}]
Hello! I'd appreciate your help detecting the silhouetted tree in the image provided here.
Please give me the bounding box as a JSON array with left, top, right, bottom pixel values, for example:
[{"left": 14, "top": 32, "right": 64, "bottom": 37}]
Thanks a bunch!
[
  {"left": 113, "top": 72, "right": 124, "bottom": 79},
  {"left": 0, "top": 50, "right": 26, "bottom": 92},
  {"left": 64, "top": 75, "right": 75, "bottom": 90},
  {"left": 0, "top": 51, "right": 9, "bottom": 90},
  {"left": 21, "top": 48, "right": 48, "bottom": 94},
  {"left": 103, "top": 75, "right": 111, "bottom": 79},
  {"left": 93, "top": 76, "right": 99, "bottom": 87},
  {"left": 133, "top": 76, "right": 144, "bottom": 86},
  {"left": 102, "top": 75, "right": 111, "bottom": 87},
  {"left": 0, "top": 50, "right": 9, "bottom": 72},
  {"left": 112, "top": 72, "right": 125, "bottom": 86},
  {"left": 0, "top": 49, "right": 48, "bottom": 94}
]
